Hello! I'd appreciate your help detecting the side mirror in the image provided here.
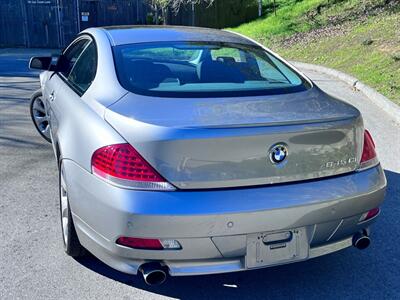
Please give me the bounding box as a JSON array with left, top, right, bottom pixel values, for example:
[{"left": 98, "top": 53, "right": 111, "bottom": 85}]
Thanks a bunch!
[{"left": 29, "top": 57, "right": 52, "bottom": 70}]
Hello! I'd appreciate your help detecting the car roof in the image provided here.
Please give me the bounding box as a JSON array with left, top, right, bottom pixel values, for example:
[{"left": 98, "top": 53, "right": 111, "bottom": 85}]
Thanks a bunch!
[{"left": 92, "top": 25, "right": 255, "bottom": 46}]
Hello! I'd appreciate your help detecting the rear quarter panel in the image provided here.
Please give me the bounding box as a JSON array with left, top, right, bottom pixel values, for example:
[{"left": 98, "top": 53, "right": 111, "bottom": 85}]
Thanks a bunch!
[
  {"left": 50, "top": 75, "right": 126, "bottom": 172},
  {"left": 50, "top": 28, "right": 128, "bottom": 171}
]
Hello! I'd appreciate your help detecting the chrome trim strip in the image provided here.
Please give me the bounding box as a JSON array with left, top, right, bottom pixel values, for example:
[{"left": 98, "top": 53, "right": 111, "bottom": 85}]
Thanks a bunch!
[
  {"left": 326, "top": 219, "right": 344, "bottom": 242},
  {"left": 310, "top": 224, "right": 317, "bottom": 243},
  {"left": 356, "top": 159, "right": 380, "bottom": 172},
  {"left": 168, "top": 259, "right": 243, "bottom": 277},
  {"left": 309, "top": 237, "right": 353, "bottom": 259},
  {"left": 167, "top": 237, "right": 353, "bottom": 276}
]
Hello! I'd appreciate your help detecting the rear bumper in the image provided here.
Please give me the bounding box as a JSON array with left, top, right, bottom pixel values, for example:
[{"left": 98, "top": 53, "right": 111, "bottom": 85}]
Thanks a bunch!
[
  {"left": 63, "top": 160, "right": 386, "bottom": 276},
  {"left": 159, "top": 236, "right": 354, "bottom": 276}
]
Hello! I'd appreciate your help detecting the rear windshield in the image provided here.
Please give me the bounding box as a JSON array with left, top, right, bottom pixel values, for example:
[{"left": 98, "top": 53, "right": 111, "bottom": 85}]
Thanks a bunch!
[{"left": 113, "top": 42, "right": 311, "bottom": 98}]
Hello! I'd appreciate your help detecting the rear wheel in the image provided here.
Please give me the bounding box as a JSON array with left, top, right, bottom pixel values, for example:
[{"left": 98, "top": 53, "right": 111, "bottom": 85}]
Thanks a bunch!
[
  {"left": 59, "top": 163, "right": 85, "bottom": 257},
  {"left": 30, "top": 89, "right": 51, "bottom": 143}
]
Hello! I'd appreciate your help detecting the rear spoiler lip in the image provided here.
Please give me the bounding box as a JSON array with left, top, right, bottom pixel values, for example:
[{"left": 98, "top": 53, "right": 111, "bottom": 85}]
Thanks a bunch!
[{"left": 183, "top": 115, "right": 359, "bottom": 129}]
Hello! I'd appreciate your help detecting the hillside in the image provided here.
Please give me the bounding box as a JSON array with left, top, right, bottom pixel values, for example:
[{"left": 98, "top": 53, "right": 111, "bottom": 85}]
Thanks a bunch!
[{"left": 230, "top": 0, "right": 400, "bottom": 105}]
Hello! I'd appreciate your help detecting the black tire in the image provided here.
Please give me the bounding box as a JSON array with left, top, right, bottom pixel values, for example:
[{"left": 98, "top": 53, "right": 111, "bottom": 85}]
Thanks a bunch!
[
  {"left": 30, "top": 89, "right": 52, "bottom": 143},
  {"left": 59, "top": 163, "right": 85, "bottom": 257}
]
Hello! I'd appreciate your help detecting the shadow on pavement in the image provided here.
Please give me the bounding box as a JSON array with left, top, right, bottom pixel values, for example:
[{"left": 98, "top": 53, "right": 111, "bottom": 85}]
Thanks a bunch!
[
  {"left": 75, "top": 169, "right": 400, "bottom": 299},
  {"left": 0, "top": 135, "right": 50, "bottom": 148},
  {"left": 0, "top": 48, "right": 60, "bottom": 77}
]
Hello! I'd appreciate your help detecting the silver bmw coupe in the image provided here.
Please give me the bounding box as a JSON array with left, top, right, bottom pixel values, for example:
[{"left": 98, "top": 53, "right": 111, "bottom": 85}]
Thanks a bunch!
[{"left": 29, "top": 26, "right": 386, "bottom": 285}]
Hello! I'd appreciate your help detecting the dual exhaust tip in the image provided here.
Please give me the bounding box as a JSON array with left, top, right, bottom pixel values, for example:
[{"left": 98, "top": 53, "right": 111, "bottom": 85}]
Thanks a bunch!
[
  {"left": 139, "top": 262, "right": 168, "bottom": 286},
  {"left": 353, "top": 230, "right": 371, "bottom": 250},
  {"left": 139, "top": 231, "right": 371, "bottom": 285}
]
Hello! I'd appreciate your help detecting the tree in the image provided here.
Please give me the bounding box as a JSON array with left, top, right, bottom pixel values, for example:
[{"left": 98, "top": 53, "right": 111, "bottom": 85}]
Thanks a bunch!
[
  {"left": 169, "top": 0, "right": 214, "bottom": 14},
  {"left": 147, "top": 0, "right": 170, "bottom": 24},
  {"left": 146, "top": 0, "right": 215, "bottom": 24}
]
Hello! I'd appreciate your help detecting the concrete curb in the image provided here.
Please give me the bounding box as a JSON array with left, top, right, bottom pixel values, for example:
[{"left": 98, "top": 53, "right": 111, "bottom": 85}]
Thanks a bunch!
[{"left": 292, "top": 61, "right": 400, "bottom": 124}]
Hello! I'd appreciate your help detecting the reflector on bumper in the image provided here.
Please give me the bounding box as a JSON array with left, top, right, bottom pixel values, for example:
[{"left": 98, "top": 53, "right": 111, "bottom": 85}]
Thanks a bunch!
[{"left": 116, "top": 237, "right": 182, "bottom": 250}]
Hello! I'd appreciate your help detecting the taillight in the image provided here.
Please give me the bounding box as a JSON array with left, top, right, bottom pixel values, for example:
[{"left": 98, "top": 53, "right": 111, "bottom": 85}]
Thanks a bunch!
[
  {"left": 116, "top": 237, "right": 181, "bottom": 250},
  {"left": 361, "top": 130, "right": 376, "bottom": 163},
  {"left": 359, "top": 207, "right": 380, "bottom": 222},
  {"left": 91, "top": 143, "right": 175, "bottom": 191},
  {"left": 358, "top": 130, "right": 378, "bottom": 171}
]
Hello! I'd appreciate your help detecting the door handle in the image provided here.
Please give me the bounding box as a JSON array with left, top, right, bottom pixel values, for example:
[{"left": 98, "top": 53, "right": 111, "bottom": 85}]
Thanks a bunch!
[{"left": 49, "top": 92, "right": 55, "bottom": 102}]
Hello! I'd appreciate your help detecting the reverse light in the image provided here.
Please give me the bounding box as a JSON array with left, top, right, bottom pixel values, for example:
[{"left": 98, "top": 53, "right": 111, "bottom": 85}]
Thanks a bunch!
[
  {"left": 91, "top": 143, "right": 175, "bottom": 191},
  {"left": 116, "top": 237, "right": 182, "bottom": 250},
  {"left": 359, "top": 207, "right": 380, "bottom": 222},
  {"left": 358, "top": 130, "right": 379, "bottom": 171}
]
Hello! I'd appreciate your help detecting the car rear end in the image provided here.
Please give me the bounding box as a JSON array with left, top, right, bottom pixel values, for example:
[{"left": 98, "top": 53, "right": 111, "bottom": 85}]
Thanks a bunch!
[
  {"left": 65, "top": 31, "right": 386, "bottom": 282},
  {"left": 65, "top": 145, "right": 385, "bottom": 278}
]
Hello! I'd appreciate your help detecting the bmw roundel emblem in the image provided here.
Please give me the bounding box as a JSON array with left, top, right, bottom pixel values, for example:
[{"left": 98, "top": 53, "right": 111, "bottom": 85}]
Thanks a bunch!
[{"left": 269, "top": 143, "right": 288, "bottom": 164}]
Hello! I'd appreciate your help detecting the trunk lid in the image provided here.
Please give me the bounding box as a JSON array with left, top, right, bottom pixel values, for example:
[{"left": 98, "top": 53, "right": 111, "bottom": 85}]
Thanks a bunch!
[{"left": 105, "top": 87, "right": 364, "bottom": 189}]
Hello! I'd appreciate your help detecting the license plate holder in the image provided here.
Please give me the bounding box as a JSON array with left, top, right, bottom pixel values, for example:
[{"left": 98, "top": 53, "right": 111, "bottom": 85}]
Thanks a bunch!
[{"left": 246, "top": 228, "right": 309, "bottom": 269}]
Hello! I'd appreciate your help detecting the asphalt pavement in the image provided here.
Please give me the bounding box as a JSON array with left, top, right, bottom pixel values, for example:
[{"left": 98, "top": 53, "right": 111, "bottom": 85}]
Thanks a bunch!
[{"left": 0, "top": 54, "right": 399, "bottom": 299}]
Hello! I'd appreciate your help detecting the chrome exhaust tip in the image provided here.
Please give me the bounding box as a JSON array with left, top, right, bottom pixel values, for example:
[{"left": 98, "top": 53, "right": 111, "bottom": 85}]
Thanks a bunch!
[
  {"left": 139, "top": 262, "right": 167, "bottom": 286},
  {"left": 353, "top": 231, "right": 371, "bottom": 250}
]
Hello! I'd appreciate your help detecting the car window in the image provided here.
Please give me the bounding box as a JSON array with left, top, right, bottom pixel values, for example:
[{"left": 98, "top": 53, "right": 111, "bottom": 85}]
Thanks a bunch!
[
  {"left": 59, "top": 39, "right": 90, "bottom": 77},
  {"left": 67, "top": 42, "right": 97, "bottom": 94},
  {"left": 113, "top": 42, "right": 310, "bottom": 98},
  {"left": 256, "top": 54, "right": 302, "bottom": 85}
]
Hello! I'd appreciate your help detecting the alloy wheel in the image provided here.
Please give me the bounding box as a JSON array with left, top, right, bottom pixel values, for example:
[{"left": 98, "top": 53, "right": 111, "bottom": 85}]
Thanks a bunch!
[
  {"left": 60, "top": 168, "right": 69, "bottom": 248},
  {"left": 31, "top": 95, "right": 51, "bottom": 142}
]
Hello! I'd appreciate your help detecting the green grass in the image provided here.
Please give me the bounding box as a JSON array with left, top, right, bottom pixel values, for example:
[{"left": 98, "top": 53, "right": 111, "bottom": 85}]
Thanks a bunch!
[
  {"left": 229, "top": 0, "right": 400, "bottom": 104},
  {"left": 231, "top": 0, "right": 394, "bottom": 40},
  {"left": 230, "top": 0, "right": 328, "bottom": 43},
  {"left": 275, "top": 13, "right": 400, "bottom": 105}
]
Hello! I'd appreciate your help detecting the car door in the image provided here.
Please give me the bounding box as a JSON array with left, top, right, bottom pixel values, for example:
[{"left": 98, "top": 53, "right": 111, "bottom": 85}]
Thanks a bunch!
[
  {"left": 44, "top": 37, "right": 89, "bottom": 138},
  {"left": 46, "top": 36, "right": 97, "bottom": 159}
]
